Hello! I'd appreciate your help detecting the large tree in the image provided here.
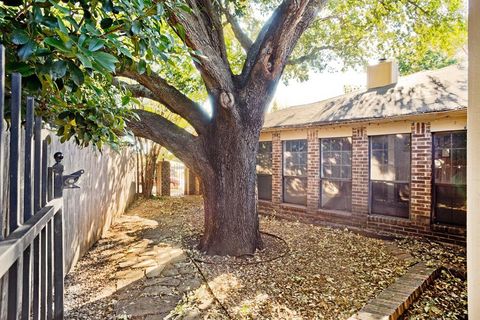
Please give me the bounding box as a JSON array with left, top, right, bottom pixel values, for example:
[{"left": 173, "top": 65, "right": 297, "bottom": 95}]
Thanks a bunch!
[{"left": 0, "top": 0, "right": 466, "bottom": 255}]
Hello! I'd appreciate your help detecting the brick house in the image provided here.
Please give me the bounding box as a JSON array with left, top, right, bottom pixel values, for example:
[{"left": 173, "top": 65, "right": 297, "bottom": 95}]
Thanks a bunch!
[{"left": 257, "top": 61, "right": 467, "bottom": 245}]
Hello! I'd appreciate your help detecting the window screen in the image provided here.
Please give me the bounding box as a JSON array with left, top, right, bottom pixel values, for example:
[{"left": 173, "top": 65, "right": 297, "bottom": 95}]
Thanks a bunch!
[
  {"left": 256, "top": 141, "right": 272, "bottom": 200},
  {"left": 433, "top": 131, "right": 466, "bottom": 226},
  {"left": 283, "top": 140, "right": 307, "bottom": 205},
  {"left": 321, "top": 137, "right": 352, "bottom": 211},
  {"left": 370, "top": 134, "right": 411, "bottom": 218}
]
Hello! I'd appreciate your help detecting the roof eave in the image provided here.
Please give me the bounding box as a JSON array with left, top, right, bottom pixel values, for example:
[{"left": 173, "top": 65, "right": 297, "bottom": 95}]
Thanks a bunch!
[{"left": 261, "top": 108, "right": 467, "bottom": 132}]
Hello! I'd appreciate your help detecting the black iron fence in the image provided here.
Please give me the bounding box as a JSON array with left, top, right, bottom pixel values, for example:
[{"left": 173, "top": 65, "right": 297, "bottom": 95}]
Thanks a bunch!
[{"left": 0, "top": 44, "right": 81, "bottom": 320}]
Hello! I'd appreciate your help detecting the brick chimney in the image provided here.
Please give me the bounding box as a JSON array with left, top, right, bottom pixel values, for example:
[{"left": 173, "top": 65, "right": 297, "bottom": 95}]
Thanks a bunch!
[{"left": 367, "top": 59, "right": 399, "bottom": 89}]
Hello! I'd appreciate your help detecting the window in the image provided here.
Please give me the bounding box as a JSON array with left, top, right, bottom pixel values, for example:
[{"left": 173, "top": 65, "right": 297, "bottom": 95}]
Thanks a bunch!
[
  {"left": 433, "top": 131, "right": 466, "bottom": 226},
  {"left": 256, "top": 141, "right": 272, "bottom": 200},
  {"left": 321, "top": 137, "right": 352, "bottom": 211},
  {"left": 370, "top": 134, "right": 411, "bottom": 218},
  {"left": 283, "top": 140, "right": 307, "bottom": 205}
]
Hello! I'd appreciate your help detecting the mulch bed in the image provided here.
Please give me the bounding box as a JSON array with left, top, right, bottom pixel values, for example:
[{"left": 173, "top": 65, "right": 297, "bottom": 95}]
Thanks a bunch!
[{"left": 64, "top": 196, "right": 467, "bottom": 319}]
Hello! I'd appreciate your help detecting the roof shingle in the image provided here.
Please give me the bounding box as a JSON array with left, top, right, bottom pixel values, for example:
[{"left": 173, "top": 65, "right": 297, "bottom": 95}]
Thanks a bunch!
[{"left": 263, "top": 64, "right": 467, "bottom": 130}]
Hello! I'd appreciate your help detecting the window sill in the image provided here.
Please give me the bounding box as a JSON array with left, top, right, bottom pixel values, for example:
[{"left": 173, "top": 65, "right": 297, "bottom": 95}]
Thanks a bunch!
[
  {"left": 280, "top": 203, "right": 307, "bottom": 210},
  {"left": 317, "top": 208, "right": 355, "bottom": 217},
  {"left": 368, "top": 214, "right": 412, "bottom": 223}
]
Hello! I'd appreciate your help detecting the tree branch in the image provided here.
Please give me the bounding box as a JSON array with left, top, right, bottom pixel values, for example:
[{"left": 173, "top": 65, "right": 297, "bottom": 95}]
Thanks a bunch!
[
  {"left": 239, "top": 0, "right": 326, "bottom": 122},
  {"left": 117, "top": 69, "right": 209, "bottom": 134},
  {"left": 241, "top": 0, "right": 325, "bottom": 85},
  {"left": 168, "top": 0, "right": 234, "bottom": 93},
  {"left": 128, "top": 109, "right": 210, "bottom": 175},
  {"left": 286, "top": 45, "right": 333, "bottom": 65},
  {"left": 223, "top": 8, "right": 253, "bottom": 51}
]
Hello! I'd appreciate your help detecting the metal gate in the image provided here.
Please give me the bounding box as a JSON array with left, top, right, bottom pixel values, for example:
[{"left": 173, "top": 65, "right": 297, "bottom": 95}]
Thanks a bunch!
[{"left": 0, "top": 45, "right": 82, "bottom": 320}]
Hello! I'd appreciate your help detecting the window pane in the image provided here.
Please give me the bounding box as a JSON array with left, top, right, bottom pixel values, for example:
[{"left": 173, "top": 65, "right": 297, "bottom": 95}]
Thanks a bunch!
[
  {"left": 434, "top": 185, "right": 466, "bottom": 226},
  {"left": 284, "top": 140, "right": 307, "bottom": 177},
  {"left": 284, "top": 177, "right": 307, "bottom": 205},
  {"left": 321, "top": 180, "right": 352, "bottom": 211},
  {"left": 370, "top": 134, "right": 411, "bottom": 182},
  {"left": 433, "top": 131, "right": 466, "bottom": 186},
  {"left": 371, "top": 181, "right": 410, "bottom": 218},
  {"left": 452, "top": 131, "right": 467, "bottom": 148},
  {"left": 256, "top": 141, "right": 272, "bottom": 175},
  {"left": 433, "top": 131, "right": 467, "bottom": 226},
  {"left": 321, "top": 137, "right": 352, "bottom": 180},
  {"left": 257, "top": 174, "right": 272, "bottom": 201}
]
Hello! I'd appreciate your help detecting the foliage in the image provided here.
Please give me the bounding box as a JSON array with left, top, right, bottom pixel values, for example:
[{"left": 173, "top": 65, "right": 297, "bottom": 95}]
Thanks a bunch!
[
  {"left": 0, "top": 0, "right": 467, "bottom": 147},
  {"left": 228, "top": 0, "right": 466, "bottom": 80},
  {"left": 0, "top": 0, "right": 190, "bottom": 148},
  {"left": 398, "top": 50, "right": 459, "bottom": 75}
]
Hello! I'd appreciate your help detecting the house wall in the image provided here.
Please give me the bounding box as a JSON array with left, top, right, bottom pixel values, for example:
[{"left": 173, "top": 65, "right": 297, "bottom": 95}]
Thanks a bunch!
[
  {"left": 468, "top": 0, "right": 480, "bottom": 315},
  {"left": 259, "top": 113, "right": 467, "bottom": 245}
]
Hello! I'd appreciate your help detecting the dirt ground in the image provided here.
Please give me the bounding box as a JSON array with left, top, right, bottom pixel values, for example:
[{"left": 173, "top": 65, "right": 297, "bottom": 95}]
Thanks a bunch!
[{"left": 64, "top": 196, "right": 466, "bottom": 320}]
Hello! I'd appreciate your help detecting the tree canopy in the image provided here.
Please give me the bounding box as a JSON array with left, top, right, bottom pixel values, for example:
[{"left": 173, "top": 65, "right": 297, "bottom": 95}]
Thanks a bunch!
[{"left": 0, "top": 0, "right": 466, "bottom": 147}]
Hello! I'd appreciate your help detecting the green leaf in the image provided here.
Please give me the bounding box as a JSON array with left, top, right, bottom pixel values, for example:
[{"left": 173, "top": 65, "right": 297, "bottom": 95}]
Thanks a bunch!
[
  {"left": 176, "top": 24, "right": 186, "bottom": 41},
  {"left": 157, "top": 3, "right": 165, "bottom": 16},
  {"left": 76, "top": 53, "right": 93, "bottom": 69},
  {"left": 91, "top": 51, "right": 118, "bottom": 72},
  {"left": 131, "top": 21, "right": 142, "bottom": 35},
  {"left": 44, "top": 37, "right": 70, "bottom": 52},
  {"left": 18, "top": 41, "right": 36, "bottom": 60},
  {"left": 78, "top": 34, "right": 87, "bottom": 47},
  {"left": 51, "top": 60, "right": 68, "bottom": 79},
  {"left": 12, "top": 30, "right": 30, "bottom": 45},
  {"left": 88, "top": 38, "right": 104, "bottom": 52},
  {"left": 118, "top": 46, "right": 133, "bottom": 59},
  {"left": 69, "top": 64, "right": 85, "bottom": 86},
  {"left": 137, "top": 59, "right": 146, "bottom": 74}
]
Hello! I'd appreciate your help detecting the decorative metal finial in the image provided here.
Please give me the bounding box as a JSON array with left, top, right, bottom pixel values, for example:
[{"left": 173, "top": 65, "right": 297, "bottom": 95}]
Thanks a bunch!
[{"left": 54, "top": 152, "right": 64, "bottom": 163}]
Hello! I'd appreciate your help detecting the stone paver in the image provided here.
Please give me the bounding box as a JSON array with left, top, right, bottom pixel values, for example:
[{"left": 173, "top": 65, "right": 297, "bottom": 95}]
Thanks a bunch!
[
  {"left": 348, "top": 262, "right": 440, "bottom": 320},
  {"left": 112, "top": 242, "right": 206, "bottom": 319}
]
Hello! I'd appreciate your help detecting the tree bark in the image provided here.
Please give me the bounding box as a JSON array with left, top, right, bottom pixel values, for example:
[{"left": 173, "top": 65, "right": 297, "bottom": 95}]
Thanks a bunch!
[{"left": 198, "top": 116, "right": 263, "bottom": 255}]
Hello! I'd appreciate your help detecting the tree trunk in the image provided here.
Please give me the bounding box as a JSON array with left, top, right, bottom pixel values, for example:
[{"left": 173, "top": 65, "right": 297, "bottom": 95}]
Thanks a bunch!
[
  {"left": 137, "top": 138, "right": 161, "bottom": 198},
  {"left": 197, "top": 99, "right": 264, "bottom": 256}
]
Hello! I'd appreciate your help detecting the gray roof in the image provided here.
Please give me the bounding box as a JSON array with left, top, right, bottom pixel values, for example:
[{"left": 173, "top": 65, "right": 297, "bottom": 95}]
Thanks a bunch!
[{"left": 264, "top": 64, "right": 467, "bottom": 130}]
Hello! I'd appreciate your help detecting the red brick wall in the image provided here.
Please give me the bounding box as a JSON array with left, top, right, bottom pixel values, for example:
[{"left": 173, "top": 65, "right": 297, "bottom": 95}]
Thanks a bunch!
[
  {"left": 352, "top": 127, "right": 369, "bottom": 214},
  {"left": 307, "top": 129, "right": 320, "bottom": 213},
  {"left": 410, "top": 122, "right": 432, "bottom": 227},
  {"left": 271, "top": 132, "right": 282, "bottom": 206},
  {"left": 258, "top": 126, "right": 466, "bottom": 246}
]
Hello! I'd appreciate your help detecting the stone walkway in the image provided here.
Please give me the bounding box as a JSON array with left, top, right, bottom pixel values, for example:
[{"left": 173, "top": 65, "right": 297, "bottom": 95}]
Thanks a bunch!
[{"left": 64, "top": 197, "right": 217, "bottom": 320}]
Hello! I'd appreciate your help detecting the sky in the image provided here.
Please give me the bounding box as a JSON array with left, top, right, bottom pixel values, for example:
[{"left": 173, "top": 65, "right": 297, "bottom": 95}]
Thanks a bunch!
[
  {"left": 202, "top": 68, "right": 369, "bottom": 116},
  {"left": 274, "top": 69, "right": 367, "bottom": 108}
]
